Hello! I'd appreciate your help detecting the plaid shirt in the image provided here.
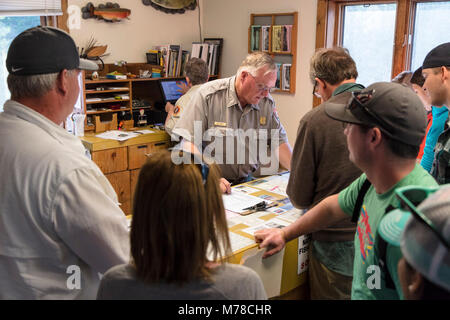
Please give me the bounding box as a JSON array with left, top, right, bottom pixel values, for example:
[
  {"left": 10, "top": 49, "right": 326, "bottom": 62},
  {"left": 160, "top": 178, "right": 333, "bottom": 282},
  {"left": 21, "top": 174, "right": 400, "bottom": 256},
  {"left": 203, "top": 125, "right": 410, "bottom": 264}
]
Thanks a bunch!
[{"left": 431, "top": 116, "right": 450, "bottom": 184}]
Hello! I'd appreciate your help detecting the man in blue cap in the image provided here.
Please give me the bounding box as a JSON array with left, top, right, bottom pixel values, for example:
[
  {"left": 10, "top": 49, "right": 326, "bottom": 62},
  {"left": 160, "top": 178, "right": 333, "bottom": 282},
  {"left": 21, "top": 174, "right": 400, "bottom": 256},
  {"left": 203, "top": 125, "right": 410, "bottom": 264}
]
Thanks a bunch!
[{"left": 422, "top": 42, "right": 450, "bottom": 184}]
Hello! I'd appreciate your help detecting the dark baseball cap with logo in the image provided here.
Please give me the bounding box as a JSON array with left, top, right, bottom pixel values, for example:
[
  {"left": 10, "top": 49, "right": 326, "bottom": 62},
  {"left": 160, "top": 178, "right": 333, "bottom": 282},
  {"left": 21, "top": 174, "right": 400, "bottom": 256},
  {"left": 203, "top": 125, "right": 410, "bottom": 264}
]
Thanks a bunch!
[
  {"left": 6, "top": 26, "right": 98, "bottom": 76},
  {"left": 325, "top": 82, "right": 426, "bottom": 147},
  {"left": 422, "top": 42, "right": 450, "bottom": 69}
]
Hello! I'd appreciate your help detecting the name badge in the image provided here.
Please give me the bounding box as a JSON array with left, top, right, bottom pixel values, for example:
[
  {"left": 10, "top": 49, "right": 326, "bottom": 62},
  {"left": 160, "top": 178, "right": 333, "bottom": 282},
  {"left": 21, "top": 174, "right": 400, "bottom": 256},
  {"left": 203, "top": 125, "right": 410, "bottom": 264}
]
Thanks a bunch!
[
  {"left": 260, "top": 116, "right": 267, "bottom": 125},
  {"left": 214, "top": 121, "right": 227, "bottom": 127}
]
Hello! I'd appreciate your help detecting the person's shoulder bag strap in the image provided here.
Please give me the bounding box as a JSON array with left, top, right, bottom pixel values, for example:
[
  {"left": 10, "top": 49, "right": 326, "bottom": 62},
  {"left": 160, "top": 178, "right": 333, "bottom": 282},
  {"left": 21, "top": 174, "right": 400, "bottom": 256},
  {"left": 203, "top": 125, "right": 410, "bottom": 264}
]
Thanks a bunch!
[{"left": 351, "top": 178, "right": 372, "bottom": 223}]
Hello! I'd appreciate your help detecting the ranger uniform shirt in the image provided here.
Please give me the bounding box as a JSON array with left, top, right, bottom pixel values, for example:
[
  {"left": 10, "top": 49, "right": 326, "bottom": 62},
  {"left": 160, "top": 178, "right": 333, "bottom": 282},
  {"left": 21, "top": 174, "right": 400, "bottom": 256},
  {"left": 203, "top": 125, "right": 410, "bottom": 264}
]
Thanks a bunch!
[
  {"left": 165, "top": 84, "right": 202, "bottom": 137},
  {"left": 172, "top": 76, "right": 288, "bottom": 182}
]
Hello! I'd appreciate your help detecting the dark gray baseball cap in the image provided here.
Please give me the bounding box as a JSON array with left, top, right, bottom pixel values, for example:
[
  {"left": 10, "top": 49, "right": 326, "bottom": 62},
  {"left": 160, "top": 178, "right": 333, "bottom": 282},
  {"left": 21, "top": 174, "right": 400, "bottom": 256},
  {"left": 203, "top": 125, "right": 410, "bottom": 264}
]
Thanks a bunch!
[
  {"left": 325, "top": 82, "right": 427, "bottom": 147},
  {"left": 6, "top": 26, "right": 98, "bottom": 76}
]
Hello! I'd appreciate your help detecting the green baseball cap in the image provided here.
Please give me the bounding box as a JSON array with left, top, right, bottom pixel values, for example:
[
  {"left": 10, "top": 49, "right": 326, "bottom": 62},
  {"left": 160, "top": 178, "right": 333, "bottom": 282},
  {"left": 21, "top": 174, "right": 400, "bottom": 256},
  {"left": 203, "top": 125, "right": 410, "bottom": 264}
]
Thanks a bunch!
[{"left": 379, "top": 185, "right": 450, "bottom": 292}]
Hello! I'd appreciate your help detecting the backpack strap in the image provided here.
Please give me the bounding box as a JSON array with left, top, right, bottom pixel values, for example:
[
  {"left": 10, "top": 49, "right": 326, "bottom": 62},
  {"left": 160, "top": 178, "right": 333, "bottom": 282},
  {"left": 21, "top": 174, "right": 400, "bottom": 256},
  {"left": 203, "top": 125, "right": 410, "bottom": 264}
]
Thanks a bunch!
[
  {"left": 377, "top": 205, "right": 397, "bottom": 290},
  {"left": 352, "top": 178, "right": 372, "bottom": 223}
]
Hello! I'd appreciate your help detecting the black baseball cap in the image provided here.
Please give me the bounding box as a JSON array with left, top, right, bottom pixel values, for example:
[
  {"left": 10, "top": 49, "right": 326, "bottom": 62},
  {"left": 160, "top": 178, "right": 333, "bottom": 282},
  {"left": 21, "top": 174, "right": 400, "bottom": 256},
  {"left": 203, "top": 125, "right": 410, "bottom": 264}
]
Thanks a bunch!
[
  {"left": 6, "top": 26, "right": 98, "bottom": 76},
  {"left": 422, "top": 42, "right": 450, "bottom": 69},
  {"left": 325, "top": 82, "right": 426, "bottom": 147}
]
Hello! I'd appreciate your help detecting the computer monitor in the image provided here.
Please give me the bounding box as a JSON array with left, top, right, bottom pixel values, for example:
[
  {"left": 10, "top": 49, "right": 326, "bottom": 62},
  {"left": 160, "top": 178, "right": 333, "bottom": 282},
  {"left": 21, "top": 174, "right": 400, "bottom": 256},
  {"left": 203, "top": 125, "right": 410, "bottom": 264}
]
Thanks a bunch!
[{"left": 159, "top": 79, "right": 187, "bottom": 104}]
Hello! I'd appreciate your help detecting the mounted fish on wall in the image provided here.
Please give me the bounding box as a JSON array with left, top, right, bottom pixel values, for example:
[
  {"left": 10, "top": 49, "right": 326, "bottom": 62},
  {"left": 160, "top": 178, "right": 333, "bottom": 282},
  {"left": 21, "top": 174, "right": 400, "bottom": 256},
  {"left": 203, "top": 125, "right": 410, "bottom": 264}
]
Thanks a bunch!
[
  {"left": 82, "top": 2, "right": 131, "bottom": 22},
  {"left": 141, "top": 0, "right": 197, "bottom": 14}
]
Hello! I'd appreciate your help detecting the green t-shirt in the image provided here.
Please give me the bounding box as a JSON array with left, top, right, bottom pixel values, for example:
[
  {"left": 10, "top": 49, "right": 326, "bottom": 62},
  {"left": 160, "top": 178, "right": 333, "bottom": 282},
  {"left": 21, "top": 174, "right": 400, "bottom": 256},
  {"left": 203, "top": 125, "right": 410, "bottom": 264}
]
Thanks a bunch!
[{"left": 338, "top": 164, "right": 438, "bottom": 300}]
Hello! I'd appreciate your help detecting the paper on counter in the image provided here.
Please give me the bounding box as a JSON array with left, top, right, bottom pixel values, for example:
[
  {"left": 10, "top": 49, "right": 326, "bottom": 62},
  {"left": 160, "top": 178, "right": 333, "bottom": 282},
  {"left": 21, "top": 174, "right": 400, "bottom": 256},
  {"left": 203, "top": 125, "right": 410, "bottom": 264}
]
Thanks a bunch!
[
  {"left": 96, "top": 130, "right": 140, "bottom": 141},
  {"left": 240, "top": 247, "right": 285, "bottom": 298},
  {"left": 222, "top": 190, "right": 265, "bottom": 213},
  {"left": 227, "top": 214, "right": 268, "bottom": 229},
  {"left": 229, "top": 231, "right": 256, "bottom": 253},
  {"left": 206, "top": 231, "right": 255, "bottom": 261},
  {"left": 232, "top": 185, "right": 261, "bottom": 194},
  {"left": 134, "top": 129, "right": 155, "bottom": 134},
  {"left": 251, "top": 174, "right": 290, "bottom": 197},
  {"left": 239, "top": 217, "right": 290, "bottom": 237},
  {"left": 278, "top": 208, "right": 306, "bottom": 224}
]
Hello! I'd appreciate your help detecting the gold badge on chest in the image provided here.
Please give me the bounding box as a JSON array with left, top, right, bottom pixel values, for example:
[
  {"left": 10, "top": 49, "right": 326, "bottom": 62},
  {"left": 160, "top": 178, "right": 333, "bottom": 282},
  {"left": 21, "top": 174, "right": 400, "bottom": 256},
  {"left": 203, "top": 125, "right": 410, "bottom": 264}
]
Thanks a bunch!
[
  {"left": 259, "top": 116, "right": 267, "bottom": 125},
  {"left": 214, "top": 121, "right": 227, "bottom": 127}
]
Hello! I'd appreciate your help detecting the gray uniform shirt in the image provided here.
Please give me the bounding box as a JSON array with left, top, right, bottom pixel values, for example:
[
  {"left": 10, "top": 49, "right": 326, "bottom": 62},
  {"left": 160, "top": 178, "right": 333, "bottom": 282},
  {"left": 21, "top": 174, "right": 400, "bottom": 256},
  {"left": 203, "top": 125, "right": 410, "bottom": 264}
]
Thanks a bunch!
[
  {"left": 97, "top": 263, "right": 267, "bottom": 300},
  {"left": 172, "top": 76, "right": 288, "bottom": 182},
  {"left": 165, "top": 84, "right": 202, "bottom": 137}
]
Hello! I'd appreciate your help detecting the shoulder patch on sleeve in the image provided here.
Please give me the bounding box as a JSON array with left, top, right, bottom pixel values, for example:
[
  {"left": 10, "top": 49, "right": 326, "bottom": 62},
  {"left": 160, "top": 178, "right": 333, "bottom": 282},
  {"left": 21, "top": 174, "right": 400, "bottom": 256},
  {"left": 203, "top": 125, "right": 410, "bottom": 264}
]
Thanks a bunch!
[{"left": 173, "top": 106, "right": 182, "bottom": 115}]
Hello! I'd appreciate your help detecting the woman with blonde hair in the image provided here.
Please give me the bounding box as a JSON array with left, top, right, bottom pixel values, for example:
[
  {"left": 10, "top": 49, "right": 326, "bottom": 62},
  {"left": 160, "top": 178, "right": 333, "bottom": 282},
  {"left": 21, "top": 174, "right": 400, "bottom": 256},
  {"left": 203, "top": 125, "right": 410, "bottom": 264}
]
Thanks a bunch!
[{"left": 97, "top": 150, "right": 266, "bottom": 300}]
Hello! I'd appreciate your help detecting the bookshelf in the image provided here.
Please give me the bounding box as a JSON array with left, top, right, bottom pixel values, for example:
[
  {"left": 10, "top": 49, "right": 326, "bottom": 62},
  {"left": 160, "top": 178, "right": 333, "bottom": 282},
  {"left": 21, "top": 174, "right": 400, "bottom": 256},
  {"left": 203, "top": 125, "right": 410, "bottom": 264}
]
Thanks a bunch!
[
  {"left": 249, "top": 12, "right": 298, "bottom": 94},
  {"left": 82, "top": 63, "right": 184, "bottom": 132}
]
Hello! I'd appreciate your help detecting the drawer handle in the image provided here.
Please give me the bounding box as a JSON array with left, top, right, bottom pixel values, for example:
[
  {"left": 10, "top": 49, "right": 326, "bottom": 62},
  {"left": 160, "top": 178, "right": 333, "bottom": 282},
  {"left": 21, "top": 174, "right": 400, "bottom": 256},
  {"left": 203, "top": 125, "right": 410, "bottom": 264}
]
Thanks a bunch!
[
  {"left": 154, "top": 142, "right": 167, "bottom": 146},
  {"left": 137, "top": 145, "right": 147, "bottom": 149}
]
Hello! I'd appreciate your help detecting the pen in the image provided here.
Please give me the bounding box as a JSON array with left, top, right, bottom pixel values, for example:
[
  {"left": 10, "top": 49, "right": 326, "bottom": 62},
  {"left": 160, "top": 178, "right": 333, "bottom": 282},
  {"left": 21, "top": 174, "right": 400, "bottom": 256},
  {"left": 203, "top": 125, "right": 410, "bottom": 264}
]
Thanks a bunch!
[
  {"left": 240, "top": 201, "right": 278, "bottom": 216},
  {"left": 242, "top": 201, "right": 267, "bottom": 211}
]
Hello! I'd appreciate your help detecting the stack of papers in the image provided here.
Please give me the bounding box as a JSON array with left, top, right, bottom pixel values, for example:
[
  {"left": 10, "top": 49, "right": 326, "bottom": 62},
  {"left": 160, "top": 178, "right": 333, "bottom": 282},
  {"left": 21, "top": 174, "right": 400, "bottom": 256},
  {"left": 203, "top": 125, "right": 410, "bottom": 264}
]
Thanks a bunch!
[
  {"left": 96, "top": 130, "right": 140, "bottom": 141},
  {"left": 222, "top": 191, "right": 265, "bottom": 214}
]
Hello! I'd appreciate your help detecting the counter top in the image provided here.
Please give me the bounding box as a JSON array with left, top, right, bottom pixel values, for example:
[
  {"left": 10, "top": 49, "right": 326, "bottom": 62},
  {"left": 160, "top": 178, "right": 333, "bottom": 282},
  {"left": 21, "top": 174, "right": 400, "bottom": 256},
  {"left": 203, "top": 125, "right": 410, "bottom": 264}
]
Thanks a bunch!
[{"left": 80, "top": 128, "right": 170, "bottom": 152}]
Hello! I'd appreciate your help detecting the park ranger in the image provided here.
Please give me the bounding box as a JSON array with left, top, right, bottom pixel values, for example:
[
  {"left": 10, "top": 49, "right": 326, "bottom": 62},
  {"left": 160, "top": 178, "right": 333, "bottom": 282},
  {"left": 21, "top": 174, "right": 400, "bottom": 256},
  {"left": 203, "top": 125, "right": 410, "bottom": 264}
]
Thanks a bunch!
[{"left": 172, "top": 52, "right": 292, "bottom": 193}]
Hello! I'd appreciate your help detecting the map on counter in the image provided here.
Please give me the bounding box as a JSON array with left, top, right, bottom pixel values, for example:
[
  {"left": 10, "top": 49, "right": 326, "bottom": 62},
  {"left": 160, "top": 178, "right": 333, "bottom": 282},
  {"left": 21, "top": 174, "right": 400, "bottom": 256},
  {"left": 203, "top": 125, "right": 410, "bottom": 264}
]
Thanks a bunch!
[
  {"left": 228, "top": 231, "right": 256, "bottom": 252},
  {"left": 240, "top": 218, "right": 291, "bottom": 237},
  {"left": 247, "top": 173, "right": 290, "bottom": 196}
]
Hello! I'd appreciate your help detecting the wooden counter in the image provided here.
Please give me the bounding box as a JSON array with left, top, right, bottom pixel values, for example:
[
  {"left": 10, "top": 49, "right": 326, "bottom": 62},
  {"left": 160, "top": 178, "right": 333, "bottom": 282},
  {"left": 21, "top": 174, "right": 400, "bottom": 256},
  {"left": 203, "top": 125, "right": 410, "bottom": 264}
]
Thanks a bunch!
[{"left": 80, "top": 128, "right": 171, "bottom": 215}]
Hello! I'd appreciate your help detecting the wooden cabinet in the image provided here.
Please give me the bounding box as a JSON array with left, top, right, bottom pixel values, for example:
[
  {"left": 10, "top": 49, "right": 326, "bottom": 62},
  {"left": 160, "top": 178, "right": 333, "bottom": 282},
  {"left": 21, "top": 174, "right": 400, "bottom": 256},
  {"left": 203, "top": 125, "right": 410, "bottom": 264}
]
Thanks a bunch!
[
  {"left": 91, "top": 147, "right": 128, "bottom": 174},
  {"left": 249, "top": 12, "right": 298, "bottom": 94},
  {"left": 128, "top": 140, "right": 171, "bottom": 170},
  {"left": 80, "top": 130, "right": 171, "bottom": 216},
  {"left": 105, "top": 170, "right": 131, "bottom": 218}
]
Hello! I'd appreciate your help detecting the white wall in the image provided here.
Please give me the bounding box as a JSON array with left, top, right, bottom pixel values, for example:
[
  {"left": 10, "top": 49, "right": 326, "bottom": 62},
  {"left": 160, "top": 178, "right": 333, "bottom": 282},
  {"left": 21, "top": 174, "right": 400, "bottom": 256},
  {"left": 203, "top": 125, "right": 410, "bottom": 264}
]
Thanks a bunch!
[
  {"left": 68, "top": 0, "right": 202, "bottom": 63},
  {"left": 203, "top": 0, "right": 318, "bottom": 145}
]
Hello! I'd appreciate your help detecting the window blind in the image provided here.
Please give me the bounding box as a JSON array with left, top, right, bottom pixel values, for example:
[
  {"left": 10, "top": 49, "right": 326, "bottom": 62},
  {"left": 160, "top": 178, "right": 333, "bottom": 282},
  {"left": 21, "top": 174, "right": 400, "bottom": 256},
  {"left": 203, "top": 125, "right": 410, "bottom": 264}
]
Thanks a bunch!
[{"left": 0, "top": 0, "right": 62, "bottom": 16}]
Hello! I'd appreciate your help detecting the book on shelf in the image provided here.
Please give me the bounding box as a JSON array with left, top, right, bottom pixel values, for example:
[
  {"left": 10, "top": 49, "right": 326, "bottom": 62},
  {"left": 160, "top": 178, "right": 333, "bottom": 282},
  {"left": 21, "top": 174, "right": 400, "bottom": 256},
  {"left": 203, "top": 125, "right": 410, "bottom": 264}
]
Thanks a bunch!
[
  {"left": 170, "top": 44, "right": 182, "bottom": 77},
  {"left": 250, "top": 25, "right": 261, "bottom": 51},
  {"left": 191, "top": 38, "right": 223, "bottom": 76},
  {"left": 275, "top": 63, "right": 282, "bottom": 89},
  {"left": 272, "top": 25, "right": 282, "bottom": 53},
  {"left": 153, "top": 44, "right": 171, "bottom": 74},
  {"left": 152, "top": 44, "right": 188, "bottom": 77},
  {"left": 281, "top": 64, "right": 291, "bottom": 91},
  {"left": 272, "top": 25, "right": 292, "bottom": 53},
  {"left": 180, "top": 50, "right": 190, "bottom": 76},
  {"left": 261, "top": 25, "right": 270, "bottom": 52},
  {"left": 282, "top": 25, "right": 292, "bottom": 52}
]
